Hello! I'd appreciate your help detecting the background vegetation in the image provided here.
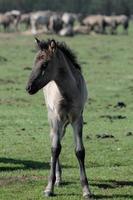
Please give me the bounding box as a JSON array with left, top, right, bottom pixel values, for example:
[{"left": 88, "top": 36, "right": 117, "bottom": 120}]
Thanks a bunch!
[{"left": 0, "top": 0, "right": 133, "bottom": 16}]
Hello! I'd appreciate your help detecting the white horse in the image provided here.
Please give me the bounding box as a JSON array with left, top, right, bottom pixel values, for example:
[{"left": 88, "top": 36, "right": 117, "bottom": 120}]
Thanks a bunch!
[{"left": 30, "top": 11, "right": 53, "bottom": 34}]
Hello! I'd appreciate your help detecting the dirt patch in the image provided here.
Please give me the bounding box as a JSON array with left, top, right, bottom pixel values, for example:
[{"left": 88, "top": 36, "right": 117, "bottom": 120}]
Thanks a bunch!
[
  {"left": 21, "top": 128, "right": 26, "bottom": 131},
  {"left": 21, "top": 29, "right": 50, "bottom": 36},
  {"left": 114, "top": 101, "right": 126, "bottom": 108},
  {"left": 106, "top": 104, "right": 113, "bottom": 108},
  {"left": 96, "top": 133, "right": 115, "bottom": 139},
  {"left": 100, "top": 54, "right": 112, "bottom": 60},
  {"left": 0, "top": 32, "right": 18, "bottom": 38},
  {"left": 126, "top": 132, "right": 133, "bottom": 136},
  {"left": 0, "top": 78, "right": 15, "bottom": 85},
  {"left": 23, "top": 67, "right": 32, "bottom": 70},
  {"left": 93, "top": 180, "right": 133, "bottom": 189},
  {"left": 86, "top": 135, "right": 92, "bottom": 140},
  {"left": 0, "top": 56, "right": 8, "bottom": 63},
  {"left": 100, "top": 115, "right": 126, "bottom": 122},
  {"left": 88, "top": 98, "right": 96, "bottom": 104},
  {"left": 0, "top": 98, "right": 30, "bottom": 106},
  {"left": 0, "top": 175, "right": 46, "bottom": 187},
  {"left": 4, "top": 87, "right": 21, "bottom": 91},
  {"left": 83, "top": 121, "right": 87, "bottom": 125},
  {"left": 106, "top": 101, "right": 126, "bottom": 109}
]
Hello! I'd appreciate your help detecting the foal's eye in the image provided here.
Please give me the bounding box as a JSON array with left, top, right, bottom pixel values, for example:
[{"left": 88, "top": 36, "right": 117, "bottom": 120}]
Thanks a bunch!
[
  {"left": 42, "top": 61, "right": 49, "bottom": 69},
  {"left": 41, "top": 61, "right": 49, "bottom": 75}
]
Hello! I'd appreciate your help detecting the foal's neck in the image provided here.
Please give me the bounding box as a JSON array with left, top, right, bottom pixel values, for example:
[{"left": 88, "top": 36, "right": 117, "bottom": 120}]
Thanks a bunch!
[{"left": 55, "top": 50, "right": 79, "bottom": 100}]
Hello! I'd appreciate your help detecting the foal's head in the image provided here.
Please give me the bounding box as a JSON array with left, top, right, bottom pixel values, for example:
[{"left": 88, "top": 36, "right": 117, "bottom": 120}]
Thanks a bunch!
[
  {"left": 26, "top": 38, "right": 81, "bottom": 95},
  {"left": 26, "top": 38, "right": 57, "bottom": 95}
]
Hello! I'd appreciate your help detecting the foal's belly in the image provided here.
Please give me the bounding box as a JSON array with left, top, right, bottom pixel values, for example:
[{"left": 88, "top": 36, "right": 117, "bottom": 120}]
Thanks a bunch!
[{"left": 43, "top": 81, "right": 63, "bottom": 114}]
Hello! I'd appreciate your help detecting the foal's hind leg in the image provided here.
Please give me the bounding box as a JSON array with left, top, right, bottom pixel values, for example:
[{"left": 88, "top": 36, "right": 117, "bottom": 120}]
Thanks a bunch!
[
  {"left": 55, "top": 122, "right": 68, "bottom": 186},
  {"left": 44, "top": 120, "right": 63, "bottom": 197},
  {"left": 72, "top": 116, "right": 92, "bottom": 199}
]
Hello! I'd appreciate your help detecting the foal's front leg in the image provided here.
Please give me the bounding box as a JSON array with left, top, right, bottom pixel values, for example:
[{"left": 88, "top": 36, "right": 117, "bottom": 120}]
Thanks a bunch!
[
  {"left": 50, "top": 129, "right": 63, "bottom": 187},
  {"left": 55, "top": 158, "right": 62, "bottom": 186},
  {"left": 44, "top": 122, "right": 62, "bottom": 197},
  {"left": 72, "top": 116, "right": 92, "bottom": 199},
  {"left": 49, "top": 158, "right": 62, "bottom": 187}
]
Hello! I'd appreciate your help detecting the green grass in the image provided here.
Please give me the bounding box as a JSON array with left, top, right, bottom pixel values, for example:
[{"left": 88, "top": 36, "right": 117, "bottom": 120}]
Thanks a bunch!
[{"left": 0, "top": 25, "right": 133, "bottom": 200}]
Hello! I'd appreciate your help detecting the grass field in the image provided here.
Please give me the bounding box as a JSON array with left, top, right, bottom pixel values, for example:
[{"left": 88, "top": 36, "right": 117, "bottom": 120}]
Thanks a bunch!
[{"left": 0, "top": 25, "right": 133, "bottom": 200}]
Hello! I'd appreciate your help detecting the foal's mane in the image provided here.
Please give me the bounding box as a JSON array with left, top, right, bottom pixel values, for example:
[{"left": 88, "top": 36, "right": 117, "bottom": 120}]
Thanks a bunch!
[
  {"left": 39, "top": 39, "right": 81, "bottom": 72},
  {"left": 56, "top": 42, "right": 81, "bottom": 72}
]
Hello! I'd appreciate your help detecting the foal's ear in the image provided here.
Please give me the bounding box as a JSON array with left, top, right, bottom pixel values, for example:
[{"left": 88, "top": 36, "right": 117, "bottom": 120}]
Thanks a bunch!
[
  {"left": 35, "top": 37, "right": 41, "bottom": 48},
  {"left": 49, "top": 40, "right": 56, "bottom": 52}
]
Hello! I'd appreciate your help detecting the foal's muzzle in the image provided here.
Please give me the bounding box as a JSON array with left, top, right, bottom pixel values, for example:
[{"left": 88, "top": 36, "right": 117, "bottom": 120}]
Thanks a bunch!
[{"left": 26, "top": 84, "right": 37, "bottom": 95}]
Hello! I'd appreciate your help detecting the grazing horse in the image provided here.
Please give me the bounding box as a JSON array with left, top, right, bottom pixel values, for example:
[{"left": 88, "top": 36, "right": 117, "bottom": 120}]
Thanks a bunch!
[
  {"left": 20, "top": 13, "right": 31, "bottom": 30},
  {"left": 0, "top": 13, "right": 14, "bottom": 31},
  {"left": 30, "top": 11, "right": 52, "bottom": 34},
  {"left": 62, "top": 12, "right": 76, "bottom": 27},
  {"left": 82, "top": 15, "right": 104, "bottom": 34},
  {"left": 26, "top": 39, "right": 92, "bottom": 199},
  {"left": 5, "top": 10, "right": 21, "bottom": 31},
  {"left": 74, "top": 25, "right": 91, "bottom": 35},
  {"left": 59, "top": 25, "right": 74, "bottom": 36},
  {"left": 112, "top": 15, "right": 129, "bottom": 34},
  {"left": 49, "top": 14, "right": 63, "bottom": 34},
  {"left": 103, "top": 16, "right": 117, "bottom": 34}
]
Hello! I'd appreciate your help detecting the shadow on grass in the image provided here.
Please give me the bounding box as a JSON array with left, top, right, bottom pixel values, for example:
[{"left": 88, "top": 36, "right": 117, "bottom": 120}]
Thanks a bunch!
[
  {"left": 91, "top": 179, "right": 133, "bottom": 199},
  {"left": 0, "top": 157, "right": 49, "bottom": 171},
  {"left": 59, "top": 180, "right": 76, "bottom": 186},
  {"left": 93, "top": 194, "right": 133, "bottom": 199},
  {"left": 58, "top": 192, "right": 80, "bottom": 197},
  {"left": 0, "top": 157, "right": 75, "bottom": 171},
  {"left": 91, "top": 179, "right": 133, "bottom": 188}
]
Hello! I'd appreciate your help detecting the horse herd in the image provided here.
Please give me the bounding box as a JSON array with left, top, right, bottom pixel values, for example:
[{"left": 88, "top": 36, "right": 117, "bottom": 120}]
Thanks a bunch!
[{"left": 0, "top": 10, "right": 130, "bottom": 36}]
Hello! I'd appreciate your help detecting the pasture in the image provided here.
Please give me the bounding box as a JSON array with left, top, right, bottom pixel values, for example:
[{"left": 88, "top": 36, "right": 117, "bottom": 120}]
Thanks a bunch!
[{"left": 0, "top": 26, "right": 133, "bottom": 200}]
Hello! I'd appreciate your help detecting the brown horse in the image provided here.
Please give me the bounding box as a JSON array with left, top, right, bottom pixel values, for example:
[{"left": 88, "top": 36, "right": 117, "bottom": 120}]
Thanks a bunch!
[
  {"left": 0, "top": 13, "right": 14, "bottom": 31},
  {"left": 20, "top": 13, "right": 31, "bottom": 30},
  {"left": 5, "top": 10, "right": 21, "bottom": 31},
  {"left": 112, "top": 15, "right": 129, "bottom": 34},
  {"left": 0, "top": 10, "right": 21, "bottom": 32},
  {"left": 82, "top": 15, "right": 104, "bottom": 34},
  {"left": 103, "top": 16, "right": 117, "bottom": 34},
  {"left": 26, "top": 39, "right": 93, "bottom": 199}
]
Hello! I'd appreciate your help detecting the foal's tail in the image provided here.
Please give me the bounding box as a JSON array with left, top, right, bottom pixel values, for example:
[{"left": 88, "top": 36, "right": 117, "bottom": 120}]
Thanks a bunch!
[{"left": 82, "top": 78, "right": 88, "bottom": 106}]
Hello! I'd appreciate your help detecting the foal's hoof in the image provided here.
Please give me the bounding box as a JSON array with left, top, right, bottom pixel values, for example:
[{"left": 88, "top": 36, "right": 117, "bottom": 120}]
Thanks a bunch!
[
  {"left": 83, "top": 194, "right": 94, "bottom": 200},
  {"left": 55, "top": 180, "right": 61, "bottom": 187},
  {"left": 44, "top": 190, "right": 54, "bottom": 197}
]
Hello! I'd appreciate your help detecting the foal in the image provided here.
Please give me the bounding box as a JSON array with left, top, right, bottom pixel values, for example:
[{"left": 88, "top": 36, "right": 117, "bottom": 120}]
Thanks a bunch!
[{"left": 26, "top": 38, "right": 92, "bottom": 199}]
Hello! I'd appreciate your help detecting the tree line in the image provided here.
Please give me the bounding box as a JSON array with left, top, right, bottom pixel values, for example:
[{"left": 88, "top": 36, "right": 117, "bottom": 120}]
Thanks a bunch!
[{"left": 0, "top": 0, "right": 133, "bottom": 16}]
